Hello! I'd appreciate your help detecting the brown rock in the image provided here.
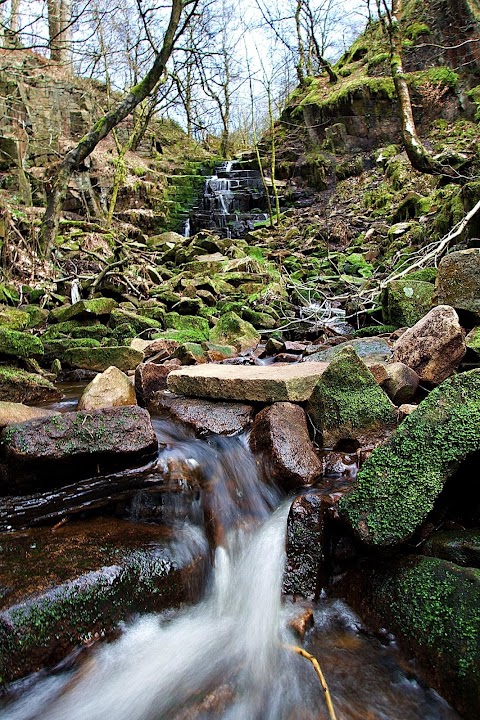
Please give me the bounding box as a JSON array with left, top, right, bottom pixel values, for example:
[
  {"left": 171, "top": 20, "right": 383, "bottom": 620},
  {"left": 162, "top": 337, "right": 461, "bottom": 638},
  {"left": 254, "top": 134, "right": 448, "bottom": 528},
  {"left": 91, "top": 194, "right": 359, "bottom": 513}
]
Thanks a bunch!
[
  {"left": 167, "top": 362, "right": 329, "bottom": 402},
  {"left": 368, "top": 362, "right": 389, "bottom": 384},
  {"left": 392, "top": 305, "right": 466, "bottom": 384},
  {"left": 249, "top": 403, "right": 322, "bottom": 490},
  {"left": 283, "top": 493, "right": 327, "bottom": 599},
  {"left": 149, "top": 392, "right": 253, "bottom": 436},
  {"left": 0, "top": 401, "right": 59, "bottom": 429},
  {"left": 381, "top": 361, "right": 420, "bottom": 404},
  {"left": 281, "top": 341, "right": 307, "bottom": 354},
  {"left": 288, "top": 606, "right": 315, "bottom": 640},
  {"left": 135, "top": 362, "right": 175, "bottom": 405},
  {"left": 77, "top": 366, "right": 136, "bottom": 411}
]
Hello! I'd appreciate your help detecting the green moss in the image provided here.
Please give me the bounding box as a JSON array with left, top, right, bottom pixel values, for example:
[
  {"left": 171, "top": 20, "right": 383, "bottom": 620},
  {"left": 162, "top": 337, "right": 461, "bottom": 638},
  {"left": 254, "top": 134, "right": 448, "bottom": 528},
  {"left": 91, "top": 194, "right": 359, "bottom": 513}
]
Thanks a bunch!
[
  {"left": 110, "top": 308, "right": 163, "bottom": 334},
  {"left": 0, "top": 329, "right": 44, "bottom": 358},
  {"left": 164, "top": 313, "right": 209, "bottom": 342},
  {"left": 353, "top": 324, "right": 396, "bottom": 337},
  {"left": 0, "top": 305, "right": 30, "bottom": 330},
  {"left": 404, "top": 22, "right": 431, "bottom": 40},
  {"left": 381, "top": 279, "right": 435, "bottom": 327},
  {"left": 340, "top": 369, "right": 480, "bottom": 546},
  {"left": 209, "top": 311, "right": 260, "bottom": 352},
  {"left": 63, "top": 346, "right": 144, "bottom": 372},
  {"left": 50, "top": 298, "right": 117, "bottom": 324}
]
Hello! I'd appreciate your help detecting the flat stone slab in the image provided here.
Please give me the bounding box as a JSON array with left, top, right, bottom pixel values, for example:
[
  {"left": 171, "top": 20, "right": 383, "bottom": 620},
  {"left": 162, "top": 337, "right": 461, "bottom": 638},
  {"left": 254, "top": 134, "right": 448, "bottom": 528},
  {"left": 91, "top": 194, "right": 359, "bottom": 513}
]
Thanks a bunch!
[{"left": 167, "top": 362, "right": 329, "bottom": 402}]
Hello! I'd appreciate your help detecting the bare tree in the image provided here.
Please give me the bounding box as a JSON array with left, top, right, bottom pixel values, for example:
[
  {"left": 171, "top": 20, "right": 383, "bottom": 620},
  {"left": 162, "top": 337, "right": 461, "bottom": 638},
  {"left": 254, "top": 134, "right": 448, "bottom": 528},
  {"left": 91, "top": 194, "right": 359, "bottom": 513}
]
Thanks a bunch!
[{"left": 39, "top": 0, "right": 200, "bottom": 256}]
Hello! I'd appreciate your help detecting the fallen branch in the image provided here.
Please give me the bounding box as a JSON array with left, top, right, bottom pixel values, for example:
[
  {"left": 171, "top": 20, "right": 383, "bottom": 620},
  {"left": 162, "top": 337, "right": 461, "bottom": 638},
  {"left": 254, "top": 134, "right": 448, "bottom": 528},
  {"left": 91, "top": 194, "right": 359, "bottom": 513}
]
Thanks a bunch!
[{"left": 284, "top": 644, "right": 337, "bottom": 720}]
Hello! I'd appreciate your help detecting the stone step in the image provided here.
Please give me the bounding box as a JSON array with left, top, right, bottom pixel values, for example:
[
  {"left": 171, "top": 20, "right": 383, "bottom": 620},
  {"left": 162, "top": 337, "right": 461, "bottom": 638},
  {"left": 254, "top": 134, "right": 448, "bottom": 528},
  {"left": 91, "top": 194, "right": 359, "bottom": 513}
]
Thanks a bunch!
[{"left": 167, "top": 362, "right": 329, "bottom": 403}]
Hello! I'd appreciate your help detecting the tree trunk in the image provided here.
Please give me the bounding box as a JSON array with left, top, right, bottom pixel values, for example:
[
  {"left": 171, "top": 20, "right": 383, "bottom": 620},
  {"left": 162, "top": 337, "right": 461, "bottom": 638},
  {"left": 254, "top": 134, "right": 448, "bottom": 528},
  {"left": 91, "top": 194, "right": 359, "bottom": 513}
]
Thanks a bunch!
[{"left": 39, "top": 0, "right": 187, "bottom": 257}]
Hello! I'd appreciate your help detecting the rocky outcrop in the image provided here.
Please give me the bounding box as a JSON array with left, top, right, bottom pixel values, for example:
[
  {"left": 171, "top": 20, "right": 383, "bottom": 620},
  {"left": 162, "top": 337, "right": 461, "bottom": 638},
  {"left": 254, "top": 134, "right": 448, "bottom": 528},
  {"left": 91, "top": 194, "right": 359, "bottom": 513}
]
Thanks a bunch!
[
  {"left": 77, "top": 366, "right": 137, "bottom": 410},
  {"left": 249, "top": 403, "right": 322, "bottom": 490},
  {"left": 306, "top": 346, "right": 396, "bottom": 449},
  {"left": 339, "top": 369, "right": 480, "bottom": 546},
  {"left": 167, "top": 362, "right": 329, "bottom": 402},
  {"left": 392, "top": 305, "right": 466, "bottom": 383},
  {"left": 1, "top": 405, "right": 158, "bottom": 493}
]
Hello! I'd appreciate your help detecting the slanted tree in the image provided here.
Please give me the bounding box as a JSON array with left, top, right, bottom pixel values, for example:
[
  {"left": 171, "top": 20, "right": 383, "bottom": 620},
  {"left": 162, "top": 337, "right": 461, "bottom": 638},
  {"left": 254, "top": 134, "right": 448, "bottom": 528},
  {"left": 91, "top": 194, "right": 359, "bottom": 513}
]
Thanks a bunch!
[{"left": 39, "top": 0, "right": 199, "bottom": 256}]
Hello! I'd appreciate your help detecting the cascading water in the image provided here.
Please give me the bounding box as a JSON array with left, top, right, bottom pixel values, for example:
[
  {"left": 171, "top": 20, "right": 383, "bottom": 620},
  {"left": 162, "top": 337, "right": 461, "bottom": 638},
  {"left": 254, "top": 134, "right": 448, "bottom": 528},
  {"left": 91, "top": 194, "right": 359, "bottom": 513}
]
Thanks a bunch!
[{"left": 1, "top": 422, "right": 462, "bottom": 720}]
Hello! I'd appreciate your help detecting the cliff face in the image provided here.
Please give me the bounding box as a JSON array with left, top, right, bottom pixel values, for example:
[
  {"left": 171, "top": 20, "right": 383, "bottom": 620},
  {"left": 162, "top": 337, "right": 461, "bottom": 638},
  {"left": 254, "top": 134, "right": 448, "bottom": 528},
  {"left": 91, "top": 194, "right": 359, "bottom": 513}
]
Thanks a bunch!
[{"left": 0, "top": 49, "right": 211, "bottom": 232}]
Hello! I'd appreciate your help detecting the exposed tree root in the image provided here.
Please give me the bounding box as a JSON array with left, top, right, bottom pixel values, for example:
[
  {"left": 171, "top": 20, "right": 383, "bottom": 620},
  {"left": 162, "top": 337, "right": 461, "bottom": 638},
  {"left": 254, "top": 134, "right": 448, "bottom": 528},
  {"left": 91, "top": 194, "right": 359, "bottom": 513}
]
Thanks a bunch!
[{"left": 284, "top": 644, "right": 337, "bottom": 720}]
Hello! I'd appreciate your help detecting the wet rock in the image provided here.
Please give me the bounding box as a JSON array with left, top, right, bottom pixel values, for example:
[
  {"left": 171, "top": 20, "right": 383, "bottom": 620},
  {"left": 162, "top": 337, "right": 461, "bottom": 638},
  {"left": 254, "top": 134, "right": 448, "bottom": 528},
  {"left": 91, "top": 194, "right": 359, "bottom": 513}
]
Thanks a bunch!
[
  {"left": 63, "top": 345, "right": 144, "bottom": 372},
  {"left": 335, "top": 556, "right": 480, "bottom": 720},
  {"left": 0, "top": 518, "right": 205, "bottom": 683},
  {"left": 134, "top": 338, "right": 180, "bottom": 359},
  {"left": 0, "top": 365, "right": 61, "bottom": 404},
  {"left": 281, "top": 341, "right": 307, "bottom": 354},
  {"left": 437, "top": 248, "right": 480, "bottom": 317},
  {"left": 0, "top": 401, "right": 59, "bottom": 428},
  {"left": 392, "top": 305, "right": 466, "bottom": 384},
  {"left": 0, "top": 328, "right": 44, "bottom": 358},
  {"left": 204, "top": 343, "right": 237, "bottom": 362},
  {"left": 1, "top": 405, "right": 158, "bottom": 493},
  {"left": 167, "top": 362, "right": 329, "bottom": 402},
  {"left": 305, "top": 337, "right": 392, "bottom": 364},
  {"left": 288, "top": 605, "right": 315, "bottom": 640},
  {"left": 49, "top": 298, "right": 117, "bottom": 323},
  {"left": 273, "top": 352, "right": 301, "bottom": 363},
  {"left": 339, "top": 369, "right": 480, "bottom": 546},
  {"left": 78, "top": 366, "right": 136, "bottom": 411},
  {"left": 135, "top": 362, "right": 178, "bottom": 405},
  {"left": 381, "top": 361, "right": 420, "bottom": 404},
  {"left": 283, "top": 494, "right": 328, "bottom": 599},
  {"left": 209, "top": 311, "right": 260, "bottom": 353},
  {"left": 306, "top": 347, "right": 396, "bottom": 449},
  {"left": 381, "top": 279, "right": 435, "bottom": 327},
  {"left": 322, "top": 451, "right": 358, "bottom": 478},
  {"left": 149, "top": 392, "right": 253, "bottom": 436},
  {"left": 250, "top": 403, "right": 322, "bottom": 490},
  {"left": 421, "top": 530, "right": 480, "bottom": 568}
]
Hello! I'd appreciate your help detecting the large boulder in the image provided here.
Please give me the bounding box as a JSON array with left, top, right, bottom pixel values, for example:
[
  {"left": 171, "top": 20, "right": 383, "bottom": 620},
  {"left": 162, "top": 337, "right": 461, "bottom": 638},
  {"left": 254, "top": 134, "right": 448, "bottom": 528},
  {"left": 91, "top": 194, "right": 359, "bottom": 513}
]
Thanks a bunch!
[
  {"left": 150, "top": 392, "right": 253, "bottom": 436},
  {"left": 167, "top": 362, "right": 329, "bottom": 402},
  {"left": 0, "top": 518, "right": 204, "bottom": 683},
  {"left": 1, "top": 405, "right": 158, "bottom": 493},
  {"left": 249, "top": 403, "right": 322, "bottom": 490},
  {"left": 306, "top": 346, "right": 396, "bottom": 449},
  {"left": 49, "top": 298, "right": 117, "bottom": 323},
  {"left": 0, "top": 366, "right": 61, "bottom": 404},
  {"left": 336, "top": 556, "right": 480, "bottom": 720},
  {"left": 339, "top": 369, "right": 480, "bottom": 546},
  {"left": 392, "top": 305, "right": 466, "bottom": 384},
  {"left": 77, "top": 366, "right": 137, "bottom": 410},
  {"left": 437, "top": 248, "right": 480, "bottom": 317}
]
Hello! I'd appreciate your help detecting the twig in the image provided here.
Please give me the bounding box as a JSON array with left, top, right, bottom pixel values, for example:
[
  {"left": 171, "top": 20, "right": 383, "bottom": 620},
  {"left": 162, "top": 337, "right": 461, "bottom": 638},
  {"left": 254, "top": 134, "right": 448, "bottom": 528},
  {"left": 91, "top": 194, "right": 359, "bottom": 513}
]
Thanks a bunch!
[{"left": 284, "top": 644, "right": 337, "bottom": 720}]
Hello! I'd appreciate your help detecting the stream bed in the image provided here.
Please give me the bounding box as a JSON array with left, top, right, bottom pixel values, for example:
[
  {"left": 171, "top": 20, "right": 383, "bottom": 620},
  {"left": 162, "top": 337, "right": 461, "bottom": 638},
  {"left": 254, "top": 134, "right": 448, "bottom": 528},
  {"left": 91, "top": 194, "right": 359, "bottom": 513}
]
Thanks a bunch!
[{"left": 0, "top": 414, "right": 463, "bottom": 719}]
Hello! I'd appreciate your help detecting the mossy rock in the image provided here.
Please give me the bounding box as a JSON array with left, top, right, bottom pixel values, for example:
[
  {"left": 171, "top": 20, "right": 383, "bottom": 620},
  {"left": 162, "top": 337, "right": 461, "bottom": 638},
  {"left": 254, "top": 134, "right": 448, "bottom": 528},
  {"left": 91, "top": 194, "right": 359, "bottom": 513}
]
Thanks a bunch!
[
  {"left": 110, "top": 323, "right": 137, "bottom": 344},
  {"left": 49, "top": 298, "right": 117, "bottom": 323},
  {"left": 306, "top": 338, "right": 392, "bottom": 364},
  {"left": 339, "top": 369, "right": 480, "bottom": 546},
  {"left": 403, "top": 268, "right": 438, "bottom": 283},
  {"left": 437, "top": 249, "right": 480, "bottom": 316},
  {"left": 0, "top": 305, "right": 30, "bottom": 330},
  {"left": 41, "top": 320, "right": 108, "bottom": 341},
  {"left": 353, "top": 325, "right": 396, "bottom": 337},
  {"left": 209, "top": 312, "right": 260, "bottom": 353},
  {"left": 164, "top": 313, "right": 209, "bottom": 342},
  {"left": 63, "top": 346, "right": 144, "bottom": 372},
  {"left": 110, "top": 308, "right": 163, "bottom": 334},
  {"left": 136, "top": 302, "right": 167, "bottom": 324},
  {"left": 19, "top": 306, "right": 49, "bottom": 329},
  {"left": 465, "top": 326, "right": 480, "bottom": 356},
  {"left": 381, "top": 279, "right": 435, "bottom": 327},
  {"left": 173, "top": 342, "right": 207, "bottom": 365},
  {"left": 338, "top": 556, "right": 480, "bottom": 720},
  {"left": 0, "top": 329, "right": 44, "bottom": 359},
  {"left": 0, "top": 366, "right": 61, "bottom": 404},
  {"left": 42, "top": 338, "right": 101, "bottom": 363},
  {"left": 306, "top": 346, "right": 396, "bottom": 448}
]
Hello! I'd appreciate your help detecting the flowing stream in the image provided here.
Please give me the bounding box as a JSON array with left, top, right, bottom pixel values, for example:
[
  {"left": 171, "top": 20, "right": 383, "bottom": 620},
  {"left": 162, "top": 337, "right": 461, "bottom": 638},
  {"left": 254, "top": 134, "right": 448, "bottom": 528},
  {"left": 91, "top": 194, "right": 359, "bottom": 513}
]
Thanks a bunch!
[{"left": 1, "top": 423, "right": 461, "bottom": 720}]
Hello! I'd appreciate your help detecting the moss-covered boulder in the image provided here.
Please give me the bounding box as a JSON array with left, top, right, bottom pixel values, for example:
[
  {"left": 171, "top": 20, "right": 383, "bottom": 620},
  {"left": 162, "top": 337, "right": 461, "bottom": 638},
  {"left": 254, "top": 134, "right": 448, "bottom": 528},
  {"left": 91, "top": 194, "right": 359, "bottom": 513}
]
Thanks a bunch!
[
  {"left": 42, "top": 337, "right": 101, "bottom": 363},
  {"left": 50, "top": 298, "right": 117, "bottom": 323},
  {"left": 41, "top": 321, "right": 111, "bottom": 341},
  {"left": 163, "top": 313, "right": 209, "bottom": 343},
  {"left": 306, "top": 346, "right": 396, "bottom": 448},
  {"left": 110, "top": 308, "right": 163, "bottom": 334},
  {"left": 336, "top": 556, "right": 480, "bottom": 720},
  {"left": 63, "top": 346, "right": 144, "bottom": 372},
  {"left": 21, "top": 305, "right": 49, "bottom": 329},
  {"left": 0, "top": 328, "right": 44, "bottom": 358},
  {"left": 339, "top": 369, "right": 480, "bottom": 546},
  {"left": 305, "top": 337, "right": 392, "bottom": 364},
  {"left": 0, "top": 366, "right": 61, "bottom": 404},
  {"left": 0, "top": 305, "right": 30, "bottom": 330},
  {"left": 172, "top": 342, "right": 207, "bottom": 365},
  {"left": 209, "top": 311, "right": 260, "bottom": 353},
  {"left": 381, "top": 279, "right": 435, "bottom": 327},
  {"left": 437, "top": 248, "right": 480, "bottom": 317}
]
